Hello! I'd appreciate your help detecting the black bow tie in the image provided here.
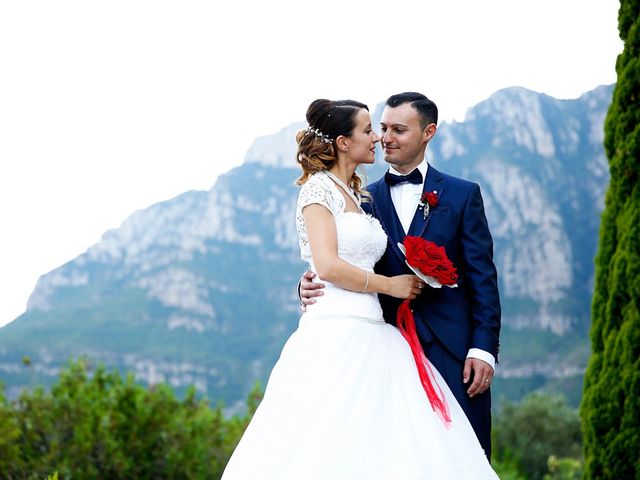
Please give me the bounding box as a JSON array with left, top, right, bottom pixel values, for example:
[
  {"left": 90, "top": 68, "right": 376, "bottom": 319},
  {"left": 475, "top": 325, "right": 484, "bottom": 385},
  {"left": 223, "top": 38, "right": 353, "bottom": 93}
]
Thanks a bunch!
[{"left": 384, "top": 169, "right": 423, "bottom": 187}]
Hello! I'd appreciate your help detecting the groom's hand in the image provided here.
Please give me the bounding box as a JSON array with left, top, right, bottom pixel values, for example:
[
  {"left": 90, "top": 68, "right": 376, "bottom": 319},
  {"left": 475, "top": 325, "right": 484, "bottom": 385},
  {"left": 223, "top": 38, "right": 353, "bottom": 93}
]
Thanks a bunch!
[
  {"left": 299, "top": 269, "right": 325, "bottom": 312},
  {"left": 463, "top": 358, "right": 494, "bottom": 397}
]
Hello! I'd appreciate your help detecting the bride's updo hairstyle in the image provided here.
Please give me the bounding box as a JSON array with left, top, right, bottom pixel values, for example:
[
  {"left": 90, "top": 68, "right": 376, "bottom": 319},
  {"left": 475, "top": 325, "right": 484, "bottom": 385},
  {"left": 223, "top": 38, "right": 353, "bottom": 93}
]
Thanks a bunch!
[{"left": 296, "top": 99, "right": 369, "bottom": 197}]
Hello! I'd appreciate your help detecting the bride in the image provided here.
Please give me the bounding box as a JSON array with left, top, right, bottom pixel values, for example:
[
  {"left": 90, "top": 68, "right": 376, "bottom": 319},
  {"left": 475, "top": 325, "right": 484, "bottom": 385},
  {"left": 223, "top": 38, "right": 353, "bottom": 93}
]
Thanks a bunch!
[{"left": 221, "top": 99, "right": 498, "bottom": 479}]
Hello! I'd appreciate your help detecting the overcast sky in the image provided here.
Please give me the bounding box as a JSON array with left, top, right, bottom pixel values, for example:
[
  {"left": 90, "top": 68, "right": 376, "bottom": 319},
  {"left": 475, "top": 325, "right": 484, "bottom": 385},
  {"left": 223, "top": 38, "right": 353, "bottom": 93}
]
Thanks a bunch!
[{"left": 0, "top": 0, "right": 622, "bottom": 327}]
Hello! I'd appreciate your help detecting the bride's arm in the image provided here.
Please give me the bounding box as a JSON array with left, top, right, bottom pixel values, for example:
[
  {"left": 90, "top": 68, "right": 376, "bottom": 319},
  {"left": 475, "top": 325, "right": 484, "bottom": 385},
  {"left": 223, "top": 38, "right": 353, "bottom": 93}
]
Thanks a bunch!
[{"left": 303, "top": 204, "right": 421, "bottom": 299}]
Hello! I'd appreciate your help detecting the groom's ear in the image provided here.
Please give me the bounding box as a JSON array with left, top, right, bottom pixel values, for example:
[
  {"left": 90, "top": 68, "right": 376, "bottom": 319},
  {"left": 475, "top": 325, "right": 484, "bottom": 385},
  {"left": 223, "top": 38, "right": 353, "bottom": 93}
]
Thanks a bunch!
[{"left": 423, "top": 123, "right": 437, "bottom": 143}]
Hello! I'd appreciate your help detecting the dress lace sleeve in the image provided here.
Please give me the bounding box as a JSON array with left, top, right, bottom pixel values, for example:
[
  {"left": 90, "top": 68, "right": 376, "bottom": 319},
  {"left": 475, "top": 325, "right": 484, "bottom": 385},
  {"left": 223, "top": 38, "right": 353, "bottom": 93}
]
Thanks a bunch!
[
  {"left": 296, "top": 172, "right": 344, "bottom": 262},
  {"left": 297, "top": 174, "right": 339, "bottom": 215}
]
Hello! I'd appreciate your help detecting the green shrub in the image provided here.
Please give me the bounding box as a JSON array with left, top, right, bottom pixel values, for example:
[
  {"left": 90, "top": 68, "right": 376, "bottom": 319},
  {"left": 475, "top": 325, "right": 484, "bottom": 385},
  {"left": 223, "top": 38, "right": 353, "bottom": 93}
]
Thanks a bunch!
[
  {"left": 0, "top": 358, "right": 260, "bottom": 479},
  {"left": 493, "top": 392, "right": 582, "bottom": 480},
  {"left": 542, "top": 455, "right": 583, "bottom": 480}
]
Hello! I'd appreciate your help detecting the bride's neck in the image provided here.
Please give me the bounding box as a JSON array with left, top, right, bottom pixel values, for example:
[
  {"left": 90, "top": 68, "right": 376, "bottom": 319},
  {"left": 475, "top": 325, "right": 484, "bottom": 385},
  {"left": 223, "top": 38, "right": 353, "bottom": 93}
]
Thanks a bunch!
[{"left": 328, "top": 163, "right": 356, "bottom": 187}]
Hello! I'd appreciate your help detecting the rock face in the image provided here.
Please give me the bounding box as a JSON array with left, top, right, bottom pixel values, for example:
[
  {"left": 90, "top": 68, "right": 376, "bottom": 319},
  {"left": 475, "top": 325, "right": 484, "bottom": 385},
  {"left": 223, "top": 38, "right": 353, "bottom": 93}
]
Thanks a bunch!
[{"left": 0, "top": 85, "right": 613, "bottom": 408}]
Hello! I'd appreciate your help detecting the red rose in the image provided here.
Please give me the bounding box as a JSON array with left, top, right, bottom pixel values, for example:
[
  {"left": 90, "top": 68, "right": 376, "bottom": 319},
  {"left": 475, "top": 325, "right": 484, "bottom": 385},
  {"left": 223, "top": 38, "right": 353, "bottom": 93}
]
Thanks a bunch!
[
  {"left": 421, "top": 192, "right": 439, "bottom": 208},
  {"left": 403, "top": 236, "right": 458, "bottom": 285}
]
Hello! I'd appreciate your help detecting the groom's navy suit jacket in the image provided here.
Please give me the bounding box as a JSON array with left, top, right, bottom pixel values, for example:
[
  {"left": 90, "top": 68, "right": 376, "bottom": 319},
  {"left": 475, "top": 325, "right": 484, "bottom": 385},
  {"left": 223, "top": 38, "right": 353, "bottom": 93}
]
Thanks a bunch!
[{"left": 362, "top": 164, "right": 501, "bottom": 457}]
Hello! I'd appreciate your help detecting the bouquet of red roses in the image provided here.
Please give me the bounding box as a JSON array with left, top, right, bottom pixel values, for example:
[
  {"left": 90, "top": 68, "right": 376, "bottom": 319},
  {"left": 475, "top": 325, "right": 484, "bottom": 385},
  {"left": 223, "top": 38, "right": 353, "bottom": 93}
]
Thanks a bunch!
[
  {"left": 396, "top": 236, "right": 458, "bottom": 427},
  {"left": 398, "top": 236, "right": 458, "bottom": 288}
]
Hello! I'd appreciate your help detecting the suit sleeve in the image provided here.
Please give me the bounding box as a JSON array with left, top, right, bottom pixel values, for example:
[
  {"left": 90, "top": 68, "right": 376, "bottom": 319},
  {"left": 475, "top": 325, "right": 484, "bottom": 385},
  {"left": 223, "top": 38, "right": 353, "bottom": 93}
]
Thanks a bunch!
[{"left": 460, "top": 183, "right": 501, "bottom": 360}]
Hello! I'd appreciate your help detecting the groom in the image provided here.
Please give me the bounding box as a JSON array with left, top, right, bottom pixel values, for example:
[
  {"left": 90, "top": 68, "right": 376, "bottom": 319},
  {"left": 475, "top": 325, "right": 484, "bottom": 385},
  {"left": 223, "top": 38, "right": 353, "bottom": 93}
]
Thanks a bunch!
[{"left": 300, "top": 92, "right": 501, "bottom": 457}]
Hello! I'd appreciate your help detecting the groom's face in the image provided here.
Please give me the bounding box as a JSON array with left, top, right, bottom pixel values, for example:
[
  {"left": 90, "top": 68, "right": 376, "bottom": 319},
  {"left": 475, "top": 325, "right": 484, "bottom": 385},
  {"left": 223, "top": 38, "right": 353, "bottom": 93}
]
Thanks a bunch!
[{"left": 380, "top": 103, "right": 434, "bottom": 173}]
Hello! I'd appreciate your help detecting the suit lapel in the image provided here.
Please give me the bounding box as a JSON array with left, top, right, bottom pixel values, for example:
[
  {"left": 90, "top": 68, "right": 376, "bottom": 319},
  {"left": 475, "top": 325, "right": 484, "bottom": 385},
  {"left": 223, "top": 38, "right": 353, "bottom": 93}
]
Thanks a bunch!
[
  {"left": 371, "top": 181, "right": 406, "bottom": 262},
  {"left": 407, "top": 164, "right": 446, "bottom": 237}
]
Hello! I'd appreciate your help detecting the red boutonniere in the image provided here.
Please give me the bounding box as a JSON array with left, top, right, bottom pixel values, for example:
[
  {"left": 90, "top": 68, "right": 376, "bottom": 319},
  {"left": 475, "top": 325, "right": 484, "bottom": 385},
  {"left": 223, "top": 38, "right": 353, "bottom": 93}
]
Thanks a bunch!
[{"left": 419, "top": 191, "right": 439, "bottom": 219}]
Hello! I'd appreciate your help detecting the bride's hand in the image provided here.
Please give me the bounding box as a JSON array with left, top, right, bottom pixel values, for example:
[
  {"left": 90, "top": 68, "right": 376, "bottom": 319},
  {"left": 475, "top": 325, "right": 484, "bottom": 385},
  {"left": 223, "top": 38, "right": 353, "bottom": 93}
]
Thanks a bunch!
[{"left": 387, "top": 275, "right": 423, "bottom": 300}]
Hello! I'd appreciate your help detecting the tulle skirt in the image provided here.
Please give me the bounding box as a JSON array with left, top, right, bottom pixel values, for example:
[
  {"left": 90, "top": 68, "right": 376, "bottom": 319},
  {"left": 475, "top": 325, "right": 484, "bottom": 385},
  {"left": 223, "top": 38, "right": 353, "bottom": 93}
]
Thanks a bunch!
[{"left": 222, "top": 313, "right": 498, "bottom": 479}]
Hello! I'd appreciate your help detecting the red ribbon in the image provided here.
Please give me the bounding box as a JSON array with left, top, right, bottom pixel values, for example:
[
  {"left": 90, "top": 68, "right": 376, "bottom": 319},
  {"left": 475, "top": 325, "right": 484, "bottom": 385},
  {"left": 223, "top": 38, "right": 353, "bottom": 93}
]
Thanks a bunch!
[{"left": 397, "top": 299, "right": 452, "bottom": 427}]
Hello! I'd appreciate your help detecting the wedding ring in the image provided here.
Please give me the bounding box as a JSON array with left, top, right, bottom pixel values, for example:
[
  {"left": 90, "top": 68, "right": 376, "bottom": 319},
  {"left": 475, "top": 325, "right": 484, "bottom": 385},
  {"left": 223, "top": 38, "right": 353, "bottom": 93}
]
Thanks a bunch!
[{"left": 484, "top": 379, "right": 489, "bottom": 383}]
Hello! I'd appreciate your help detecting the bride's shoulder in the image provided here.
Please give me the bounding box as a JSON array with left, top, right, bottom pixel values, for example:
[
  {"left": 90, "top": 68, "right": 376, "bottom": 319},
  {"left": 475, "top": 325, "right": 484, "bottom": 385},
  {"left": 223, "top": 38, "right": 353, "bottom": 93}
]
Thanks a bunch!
[
  {"left": 302, "top": 171, "right": 330, "bottom": 186},
  {"left": 297, "top": 171, "right": 339, "bottom": 211},
  {"left": 298, "top": 171, "right": 332, "bottom": 195}
]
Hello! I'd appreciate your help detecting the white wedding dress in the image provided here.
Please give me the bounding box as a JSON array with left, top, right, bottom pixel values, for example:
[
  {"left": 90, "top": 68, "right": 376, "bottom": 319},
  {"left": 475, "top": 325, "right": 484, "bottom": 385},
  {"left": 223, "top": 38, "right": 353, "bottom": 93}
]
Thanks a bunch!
[{"left": 222, "top": 171, "right": 498, "bottom": 479}]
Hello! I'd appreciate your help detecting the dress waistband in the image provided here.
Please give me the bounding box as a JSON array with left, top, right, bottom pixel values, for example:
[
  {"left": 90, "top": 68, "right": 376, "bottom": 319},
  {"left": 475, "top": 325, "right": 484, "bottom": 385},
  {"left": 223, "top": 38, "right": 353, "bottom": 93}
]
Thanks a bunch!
[{"left": 300, "top": 313, "right": 387, "bottom": 326}]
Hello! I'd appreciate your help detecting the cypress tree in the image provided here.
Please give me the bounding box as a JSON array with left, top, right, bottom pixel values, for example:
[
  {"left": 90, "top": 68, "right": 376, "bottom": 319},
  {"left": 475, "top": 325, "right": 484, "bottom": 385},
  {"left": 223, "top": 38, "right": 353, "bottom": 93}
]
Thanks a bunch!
[{"left": 581, "top": 0, "right": 640, "bottom": 478}]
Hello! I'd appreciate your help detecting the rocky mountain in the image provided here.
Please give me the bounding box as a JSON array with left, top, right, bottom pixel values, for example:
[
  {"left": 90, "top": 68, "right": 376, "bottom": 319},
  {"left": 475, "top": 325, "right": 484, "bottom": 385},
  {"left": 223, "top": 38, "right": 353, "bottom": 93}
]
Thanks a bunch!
[{"left": 0, "top": 85, "right": 613, "bottom": 409}]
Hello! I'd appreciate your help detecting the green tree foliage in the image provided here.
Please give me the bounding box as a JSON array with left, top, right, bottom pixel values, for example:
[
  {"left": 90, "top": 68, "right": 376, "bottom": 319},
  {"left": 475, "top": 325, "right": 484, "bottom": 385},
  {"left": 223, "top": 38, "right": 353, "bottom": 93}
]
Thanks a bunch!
[
  {"left": 493, "top": 393, "right": 582, "bottom": 480},
  {"left": 581, "top": 0, "right": 640, "bottom": 478},
  {"left": 0, "top": 385, "right": 21, "bottom": 474},
  {"left": 0, "top": 359, "right": 260, "bottom": 479},
  {"left": 491, "top": 459, "right": 528, "bottom": 480},
  {"left": 543, "top": 456, "right": 583, "bottom": 480}
]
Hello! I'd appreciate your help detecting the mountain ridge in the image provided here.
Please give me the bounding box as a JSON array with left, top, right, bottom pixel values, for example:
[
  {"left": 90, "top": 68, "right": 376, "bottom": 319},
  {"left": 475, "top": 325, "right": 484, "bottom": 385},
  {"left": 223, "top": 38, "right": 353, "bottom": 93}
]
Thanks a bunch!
[{"left": 0, "top": 84, "right": 614, "bottom": 409}]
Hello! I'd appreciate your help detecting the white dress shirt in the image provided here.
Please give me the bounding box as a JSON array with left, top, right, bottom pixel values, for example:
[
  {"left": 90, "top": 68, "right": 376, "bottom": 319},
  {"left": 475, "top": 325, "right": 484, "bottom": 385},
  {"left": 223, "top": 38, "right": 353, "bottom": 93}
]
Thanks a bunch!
[
  {"left": 387, "top": 161, "right": 496, "bottom": 371},
  {"left": 388, "top": 162, "right": 429, "bottom": 234}
]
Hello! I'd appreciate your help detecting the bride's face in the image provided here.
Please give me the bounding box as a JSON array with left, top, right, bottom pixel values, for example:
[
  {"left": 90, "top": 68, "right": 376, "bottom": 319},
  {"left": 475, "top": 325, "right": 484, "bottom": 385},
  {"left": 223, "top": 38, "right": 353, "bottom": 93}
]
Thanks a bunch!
[{"left": 344, "top": 109, "right": 380, "bottom": 165}]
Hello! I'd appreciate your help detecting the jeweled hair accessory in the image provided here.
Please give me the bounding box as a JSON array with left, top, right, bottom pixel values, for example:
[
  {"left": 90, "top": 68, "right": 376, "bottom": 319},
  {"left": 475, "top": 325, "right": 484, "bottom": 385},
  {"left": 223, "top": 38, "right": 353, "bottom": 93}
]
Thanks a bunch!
[{"left": 306, "top": 126, "right": 333, "bottom": 144}]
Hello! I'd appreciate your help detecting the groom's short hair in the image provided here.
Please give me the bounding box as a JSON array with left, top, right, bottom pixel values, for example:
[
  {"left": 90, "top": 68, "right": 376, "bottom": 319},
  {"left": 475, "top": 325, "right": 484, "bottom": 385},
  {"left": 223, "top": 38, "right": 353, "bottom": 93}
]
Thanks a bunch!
[{"left": 386, "top": 92, "right": 438, "bottom": 129}]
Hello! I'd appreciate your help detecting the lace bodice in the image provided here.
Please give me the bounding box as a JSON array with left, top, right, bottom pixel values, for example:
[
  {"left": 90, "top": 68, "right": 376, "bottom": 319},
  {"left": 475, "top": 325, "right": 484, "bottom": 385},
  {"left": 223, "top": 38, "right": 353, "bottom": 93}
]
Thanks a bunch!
[{"left": 296, "top": 171, "right": 388, "bottom": 319}]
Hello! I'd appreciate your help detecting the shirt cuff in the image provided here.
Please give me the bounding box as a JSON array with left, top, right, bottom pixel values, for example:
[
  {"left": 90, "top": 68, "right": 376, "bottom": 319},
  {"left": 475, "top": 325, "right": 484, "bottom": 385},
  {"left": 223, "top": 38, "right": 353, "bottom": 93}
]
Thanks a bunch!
[{"left": 466, "top": 348, "right": 495, "bottom": 371}]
